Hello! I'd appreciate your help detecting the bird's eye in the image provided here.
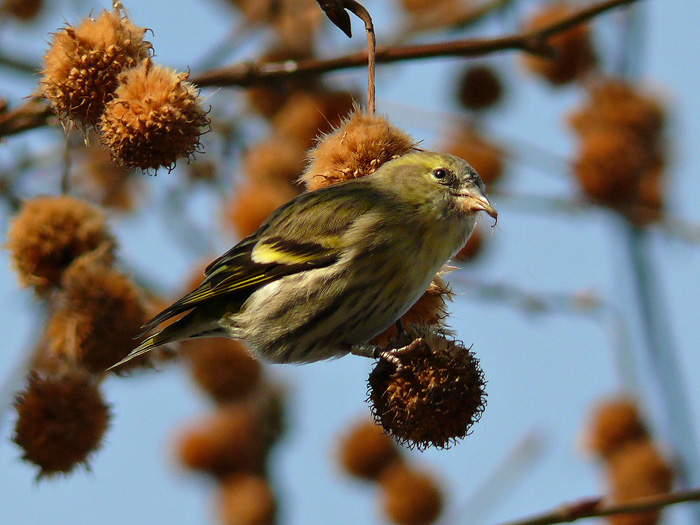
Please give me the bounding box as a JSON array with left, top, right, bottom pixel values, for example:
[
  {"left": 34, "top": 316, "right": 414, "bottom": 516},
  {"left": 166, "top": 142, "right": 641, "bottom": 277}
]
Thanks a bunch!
[{"left": 433, "top": 168, "right": 448, "bottom": 180}]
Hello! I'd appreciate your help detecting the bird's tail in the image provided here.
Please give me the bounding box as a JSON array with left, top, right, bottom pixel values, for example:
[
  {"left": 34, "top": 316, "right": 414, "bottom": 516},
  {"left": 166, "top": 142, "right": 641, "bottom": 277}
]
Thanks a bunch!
[{"left": 107, "top": 311, "right": 222, "bottom": 371}]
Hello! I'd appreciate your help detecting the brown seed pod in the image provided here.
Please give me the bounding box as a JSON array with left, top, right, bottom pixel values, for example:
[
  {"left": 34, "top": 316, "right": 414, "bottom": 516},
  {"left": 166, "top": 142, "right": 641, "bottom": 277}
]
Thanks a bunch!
[
  {"left": 3, "top": 0, "right": 42, "bottom": 20},
  {"left": 338, "top": 418, "right": 402, "bottom": 480},
  {"left": 442, "top": 128, "right": 505, "bottom": 186},
  {"left": 13, "top": 370, "right": 110, "bottom": 477},
  {"left": 379, "top": 462, "right": 443, "bottom": 525},
  {"left": 39, "top": 8, "right": 151, "bottom": 128},
  {"left": 606, "top": 440, "right": 673, "bottom": 525},
  {"left": 584, "top": 397, "right": 648, "bottom": 459},
  {"left": 223, "top": 182, "right": 297, "bottom": 239},
  {"left": 521, "top": 3, "right": 596, "bottom": 85},
  {"left": 302, "top": 109, "right": 416, "bottom": 191},
  {"left": 46, "top": 252, "right": 148, "bottom": 374},
  {"left": 6, "top": 195, "right": 114, "bottom": 293},
  {"left": 180, "top": 338, "right": 263, "bottom": 404},
  {"left": 368, "top": 327, "right": 486, "bottom": 450},
  {"left": 271, "top": 0, "right": 324, "bottom": 54},
  {"left": 241, "top": 135, "right": 307, "bottom": 188},
  {"left": 174, "top": 405, "right": 267, "bottom": 477},
  {"left": 217, "top": 473, "right": 277, "bottom": 525},
  {"left": 99, "top": 59, "right": 209, "bottom": 171},
  {"left": 456, "top": 65, "right": 504, "bottom": 111}
]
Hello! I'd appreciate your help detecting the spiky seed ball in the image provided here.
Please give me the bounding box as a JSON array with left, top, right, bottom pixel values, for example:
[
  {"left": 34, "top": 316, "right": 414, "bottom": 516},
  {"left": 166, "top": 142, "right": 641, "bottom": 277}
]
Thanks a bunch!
[
  {"left": 521, "top": 3, "right": 596, "bottom": 85},
  {"left": 13, "top": 370, "right": 110, "bottom": 477},
  {"left": 302, "top": 109, "right": 416, "bottom": 191},
  {"left": 3, "top": 0, "right": 42, "bottom": 20},
  {"left": 371, "top": 276, "right": 453, "bottom": 347},
  {"left": 180, "top": 338, "right": 263, "bottom": 403},
  {"left": 6, "top": 196, "right": 114, "bottom": 293},
  {"left": 574, "top": 129, "right": 651, "bottom": 206},
  {"left": 606, "top": 440, "right": 673, "bottom": 525},
  {"left": 99, "top": 59, "right": 209, "bottom": 171},
  {"left": 455, "top": 225, "right": 484, "bottom": 261},
  {"left": 39, "top": 8, "right": 151, "bottom": 128},
  {"left": 175, "top": 405, "right": 266, "bottom": 477},
  {"left": 456, "top": 65, "right": 504, "bottom": 111},
  {"left": 338, "top": 418, "right": 402, "bottom": 480},
  {"left": 584, "top": 397, "right": 648, "bottom": 459},
  {"left": 379, "top": 463, "right": 443, "bottom": 525},
  {"left": 218, "top": 473, "right": 277, "bottom": 525},
  {"left": 442, "top": 128, "right": 505, "bottom": 186},
  {"left": 368, "top": 327, "right": 486, "bottom": 450},
  {"left": 272, "top": 0, "right": 324, "bottom": 54},
  {"left": 46, "top": 253, "right": 148, "bottom": 374},
  {"left": 242, "top": 136, "right": 307, "bottom": 187},
  {"left": 273, "top": 90, "right": 356, "bottom": 149},
  {"left": 224, "top": 182, "right": 297, "bottom": 239}
]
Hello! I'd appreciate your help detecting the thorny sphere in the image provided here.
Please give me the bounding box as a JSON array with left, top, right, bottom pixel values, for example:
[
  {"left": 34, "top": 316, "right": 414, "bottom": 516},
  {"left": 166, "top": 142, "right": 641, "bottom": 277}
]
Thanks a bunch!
[
  {"left": 379, "top": 462, "right": 443, "bottom": 525},
  {"left": 99, "top": 59, "right": 209, "bottom": 171},
  {"left": 13, "top": 370, "right": 110, "bottom": 477},
  {"left": 6, "top": 195, "right": 114, "bottom": 293},
  {"left": 39, "top": 8, "right": 151, "bottom": 127},
  {"left": 224, "top": 182, "right": 297, "bottom": 238},
  {"left": 368, "top": 327, "right": 486, "bottom": 450},
  {"left": 302, "top": 109, "right": 416, "bottom": 191},
  {"left": 4, "top": 0, "right": 43, "bottom": 20},
  {"left": 242, "top": 136, "right": 307, "bottom": 187},
  {"left": 456, "top": 65, "right": 504, "bottom": 110},
  {"left": 217, "top": 473, "right": 277, "bottom": 525},
  {"left": 584, "top": 397, "right": 648, "bottom": 458},
  {"left": 338, "top": 419, "right": 401, "bottom": 480}
]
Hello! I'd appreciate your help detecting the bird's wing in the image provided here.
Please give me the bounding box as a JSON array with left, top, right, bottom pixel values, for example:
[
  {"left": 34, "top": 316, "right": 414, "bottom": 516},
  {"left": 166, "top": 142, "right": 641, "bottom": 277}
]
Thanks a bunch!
[{"left": 140, "top": 183, "right": 383, "bottom": 334}]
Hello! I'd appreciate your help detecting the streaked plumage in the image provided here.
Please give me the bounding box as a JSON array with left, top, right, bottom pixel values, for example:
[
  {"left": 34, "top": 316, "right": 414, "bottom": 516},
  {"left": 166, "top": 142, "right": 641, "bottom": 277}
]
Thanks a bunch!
[{"left": 109, "top": 151, "right": 496, "bottom": 369}]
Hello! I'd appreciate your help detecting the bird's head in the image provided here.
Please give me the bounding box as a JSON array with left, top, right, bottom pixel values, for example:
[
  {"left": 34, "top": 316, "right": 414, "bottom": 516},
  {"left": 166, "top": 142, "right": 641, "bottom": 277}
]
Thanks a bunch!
[{"left": 374, "top": 151, "right": 498, "bottom": 222}]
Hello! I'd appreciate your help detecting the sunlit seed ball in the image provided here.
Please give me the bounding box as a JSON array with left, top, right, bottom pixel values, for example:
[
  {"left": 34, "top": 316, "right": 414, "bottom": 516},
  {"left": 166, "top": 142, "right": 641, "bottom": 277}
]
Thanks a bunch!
[
  {"left": 273, "top": 90, "right": 356, "bottom": 149},
  {"left": 46, "top": 252, "right": 148, "bottom": 374},
  {"left": 175, "top": 405, "right": 266, "bottom": 477},
  {"left": 218, "top": 473, "right": 277, "bottom": 525},
  {"left": 521, "top": 3, "right": 596, "bottom": 86},
  {"left": 584, "top": 397, "right": 648, "bottom": 459},
  {"left": 302, "top": 109, "right": 416, "bottom": 191},
  {"left": 223, "top": 182, "right": 297, "bottom": 239},
  {"left": 574, "top": 129, "right": 650, "bottom": 206},
  {"left": 180, "top": 338, "right": 262, "bottom": 404},
  {"left": 456, "top": 65, "right": 504, "bottom": 111},
  {"left": 99, "top": 59, "right": 210, "bottom": 171},
  {"left": 242, "top": 135, "right": 307, "bottom": 187},
  {"left": 6, "top": 196, "right": 114, "bottom": 293},
  {"left": 368, "top": 327, "right": 486, "bottom": 450},
  {"left": 3, "top": 0, "right": 42, "bottom": 20},
  {"left": 13, "top": 370, "right": 110, "bottom": 477},
  {"left": 455, "top": 225, "right": 484, "bottom": 261},
  {"left": 371, "top": 276, "right": 453, "bottom": 347},
  {"left": 635, "top": 168, "right": 664, "bottom": 222},
  {"left": 338, "top": 418, "right": 402, "bottom": 480},
  {"left": 606, "top": 440, "right": 673, "bottom": 525},
  {"left": 379, "top": 462, "right": 443, "bottom": 525},
  {"left": 39, "top": 8, "right": 151, "bottom": 128},
  {"left": 442, "top": 128, "right": 505, "bottom": 186}
]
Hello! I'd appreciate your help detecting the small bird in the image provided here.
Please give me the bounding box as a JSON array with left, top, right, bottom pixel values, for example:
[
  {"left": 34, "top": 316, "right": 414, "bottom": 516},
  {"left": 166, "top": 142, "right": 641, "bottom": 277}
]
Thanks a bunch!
[{"left": 109, "top": 151, "right": 496, "bottom": 369}]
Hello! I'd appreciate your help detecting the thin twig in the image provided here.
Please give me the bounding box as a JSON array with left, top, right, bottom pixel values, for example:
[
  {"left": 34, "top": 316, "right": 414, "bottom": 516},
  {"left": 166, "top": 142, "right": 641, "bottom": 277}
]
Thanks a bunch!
[
  {"left": 496, "top": 488, "right": 700, "bottom": 525},
  {"left": 344, "top": 1, "right": 376, "bottom": 114},
  {"left": 0, "top": 97, "right": 54, "bottom": 138}
]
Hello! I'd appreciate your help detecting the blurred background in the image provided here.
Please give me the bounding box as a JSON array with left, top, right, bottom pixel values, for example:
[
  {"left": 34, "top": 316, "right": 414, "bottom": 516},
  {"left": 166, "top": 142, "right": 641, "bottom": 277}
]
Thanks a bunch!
[{"left": 1, "top": 0, "right": 699, "bottom": 523}]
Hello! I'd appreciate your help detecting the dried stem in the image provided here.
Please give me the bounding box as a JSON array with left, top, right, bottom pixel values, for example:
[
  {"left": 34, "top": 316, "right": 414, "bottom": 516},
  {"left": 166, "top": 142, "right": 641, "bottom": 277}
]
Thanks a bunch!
[
  {"left": 497, "top": 488, "right": 700, "bottom": 525},
  {"left": 344, "top": 1, "right": 376, "bottom": 114}
]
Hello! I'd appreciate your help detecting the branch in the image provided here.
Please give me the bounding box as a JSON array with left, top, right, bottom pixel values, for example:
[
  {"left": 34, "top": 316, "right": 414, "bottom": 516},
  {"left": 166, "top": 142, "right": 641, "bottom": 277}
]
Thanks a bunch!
[
  {"left": 0, "top": 97, "right": 54, "bottom": 138},
  {"left": 192, "top": 0, "right": 641, "bottom": 87},
  {"left": 496, "top": 488, "right": 700, "bottom": 525}
]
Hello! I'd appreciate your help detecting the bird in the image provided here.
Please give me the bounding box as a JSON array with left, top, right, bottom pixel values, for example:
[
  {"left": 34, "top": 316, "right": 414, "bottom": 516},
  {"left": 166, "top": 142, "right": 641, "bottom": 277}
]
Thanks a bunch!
[{"left": 108, "top": 150, "right": 497, "bottom": 369}]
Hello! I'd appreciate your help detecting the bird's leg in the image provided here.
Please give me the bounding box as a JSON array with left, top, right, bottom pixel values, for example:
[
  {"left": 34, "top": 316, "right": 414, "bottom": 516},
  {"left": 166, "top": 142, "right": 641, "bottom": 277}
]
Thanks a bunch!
[
  {"left": 394, "top": 318, "right": 405, "bottom": 337},
  {"left": 349, "top": 343, "right": 380, "bottom": 359},
  {"left": 349, "top": 338, "right": 424, "bottom": 370}
]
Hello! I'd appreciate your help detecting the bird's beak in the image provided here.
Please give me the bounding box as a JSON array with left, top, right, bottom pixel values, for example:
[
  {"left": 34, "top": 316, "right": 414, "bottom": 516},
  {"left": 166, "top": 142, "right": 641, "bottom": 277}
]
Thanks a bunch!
[{"left": 454, "top": 186, "right": 498, "bottom": 221}]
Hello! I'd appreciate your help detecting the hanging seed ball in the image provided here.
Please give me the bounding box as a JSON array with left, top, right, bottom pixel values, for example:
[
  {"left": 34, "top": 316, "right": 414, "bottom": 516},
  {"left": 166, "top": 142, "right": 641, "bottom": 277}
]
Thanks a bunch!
[
  {"left": 455, "top": 225, "right": 484, "bottom": 261},
  {"left": 3, "top": 0, "right": 42, "bottom": 20},
  {"left": 224, "top": 182, "right": 297, "bottom": 239},
  {"left": 521, "top": 3, "right": 596, "bottom": 85},
  {"left": 272, "top": 0, "right": 324, "bottom": 54},
  {"left": 442, "top": 128, "right": 505, "bottom": 186},
  {"left": 175, "top": 405, "right": 267, "bottom": 477},
  {"left": 302, "top": 109, "right": 416, "bottom": 191},
  {"left": 46, "top": 252, "right": 148, "bottom": 374},
  {"left": 217, "top": 473, "right": 277, "bottom": 525},
  {"left": 180, "top": 338, "right": 263, "bottom": 404},
  {"left": 338, "top": 418, "right": 402, "bottom": 480},
  {"left": 368, "top": 327, "right": 486, "bottom": 449},
  {"left": 6, "top": 196, "right": 114, "bottom": 294},
  {"left": 372, "top": 276, "right": 453, "bottom": 347},
  {"left": 13, "top": 370, "right": 110, "bottom": 477},
  {"left": 39, "top": 8, "right": 151, "bottom": 128},
  {"left": 456, "top": 65, "right": 504, "bottom": 111},
  {"left": 606, "top": 440, "right": 673, "bottom": 525},
  {"left": 242, "top": 135, "right": 307, "bottom": 187},
  {"left": 584, "top": 397, "right": 648, "bottom": 459},
  {"left": 379, "top": 462, "right": 443, "bottom": 525},
  {"left": 99, "top": 59, "right": 210, "bottom": 171}
]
